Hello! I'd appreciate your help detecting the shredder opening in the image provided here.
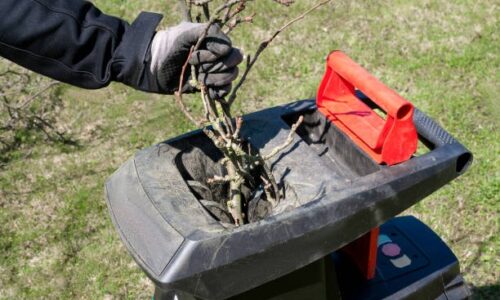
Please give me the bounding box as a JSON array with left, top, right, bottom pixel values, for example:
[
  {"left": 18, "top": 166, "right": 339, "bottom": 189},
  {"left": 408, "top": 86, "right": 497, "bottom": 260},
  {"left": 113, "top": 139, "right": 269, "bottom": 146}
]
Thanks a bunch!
[{"left": 169, "top": 132, "right": 301, "bottom": 226}]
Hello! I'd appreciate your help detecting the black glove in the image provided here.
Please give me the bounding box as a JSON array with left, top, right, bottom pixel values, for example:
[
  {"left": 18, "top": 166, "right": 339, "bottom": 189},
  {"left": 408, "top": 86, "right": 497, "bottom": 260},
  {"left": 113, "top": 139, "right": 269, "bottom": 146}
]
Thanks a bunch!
[{"left": 149, "top": 22, "right": 242, "bottom": 99}]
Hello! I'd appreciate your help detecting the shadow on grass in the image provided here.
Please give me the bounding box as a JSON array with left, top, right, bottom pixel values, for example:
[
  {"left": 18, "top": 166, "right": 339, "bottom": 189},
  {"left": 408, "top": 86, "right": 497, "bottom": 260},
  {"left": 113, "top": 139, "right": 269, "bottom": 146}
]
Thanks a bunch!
[
  {"left": 0, "top": 135, "right": 80, "bottom": 169},
  {"left": 471, "top": 284, "right": 500, "bottom": 300}
]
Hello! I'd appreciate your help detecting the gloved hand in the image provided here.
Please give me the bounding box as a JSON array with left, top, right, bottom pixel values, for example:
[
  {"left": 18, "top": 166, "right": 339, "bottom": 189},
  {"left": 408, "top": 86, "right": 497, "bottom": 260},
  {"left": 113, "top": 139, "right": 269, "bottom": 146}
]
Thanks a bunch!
[{"left": 149, "top": 22, "right": 242, "bottom": 99}]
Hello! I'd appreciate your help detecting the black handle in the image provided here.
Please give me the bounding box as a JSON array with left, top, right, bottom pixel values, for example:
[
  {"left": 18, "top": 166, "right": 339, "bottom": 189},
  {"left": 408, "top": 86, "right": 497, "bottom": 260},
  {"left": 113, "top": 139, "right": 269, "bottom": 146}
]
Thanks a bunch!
[{"left": 413, "top": 108, "right": 458, "bottom": 149}]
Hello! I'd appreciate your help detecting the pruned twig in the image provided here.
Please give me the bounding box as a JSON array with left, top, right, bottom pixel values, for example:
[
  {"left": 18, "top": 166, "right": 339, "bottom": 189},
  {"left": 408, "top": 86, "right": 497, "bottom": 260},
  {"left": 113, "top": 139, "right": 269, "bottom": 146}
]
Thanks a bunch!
[
  {"left": 190, "top": 0, "right": 214, "bottom": 5},
  {"left": 227, "top": 0, "right": 331, "bottom": 105},
  {"left": 207, "top": 175, "right": 232, "bottom": 184},
  {"left": 224, "top": 13, "right": 255, "bottom": 34},
  {"left": 2, "top": 81, "right": 60, "bottom": 110},
  {"left": 222, "top": 0, "right": 249, "bottom": 26},
  {"left": 1, "top": 65, "right": 75, "bottom": 161},
  {"left": 262, "top": 115, "right": 303, "bottom": 160},
  {"left": 232, "top": 116, "right": 243, "bottom": 139},
  {"left": 174, "top": 46, "right": 202, "bottom": 126},
  {"left": 272, "top": 0, "right": 295, "bottom": 6},
  {"left": 178, "top": 0, "right": 192, "bottom": 21},
  {"left": 260, "top": 175, "right": 276, "bottom": 206},
  {"left": 171, "top": 0, "right": 330, "bottom": 226}
]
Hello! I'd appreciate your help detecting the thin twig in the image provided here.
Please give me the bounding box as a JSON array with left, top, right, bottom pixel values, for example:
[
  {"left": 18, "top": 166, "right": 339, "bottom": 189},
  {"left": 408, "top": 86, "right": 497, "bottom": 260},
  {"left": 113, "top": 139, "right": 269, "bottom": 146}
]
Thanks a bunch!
[
  {"left": 222, "top": 0, "right": 248, "bottom": 26},
  {"left": 174, "top": 46, "right": 201, "bottom": 126},
  {"left": 227, "top": 0, "right": 331, "bottom": 105},
  {"left": 224, "top": 13, "right": 255, "bottom": 34},
  {"left": 262, "top": 115, "right": 303, "bottom": 160},
  {"left": 218, "top": 101, "right": 235, "bottom": 134},
  {"left": 222, "top": 5, "right": 233, "bottom": 24},
  {"left": 272, "top": 0, "right": 295, "bottom": 6},
  {"left": 190, "top": 0, "right": 214, "bottom": 5},
  {"left": 175, "top": 0, "right": 249, "bottom": 124},
  {"left": 170, "top": 0, "right": 329, "bottom": 225},
  {"left": 207, "top": 175, "right": 232, "bottom": 183},
  {"left": 232, "top": 116, "right": 243, "bottom": 139},
  {"left": 2, "top": 81, "right": 59, "bottom": 110},
  {"left": 202, "top": 127, "right": 225, "bottom": 149},
  {"left": 260, "top": 175, "right": 277, "bottom": 207},
  {"left": 191, "top": 0, "right": 250, "bottom": 52},
  {"left": 202, "top": 3, "right": 211, "bottom": 21},
  {"left": 178, "top": 0, "right": 192, "bottom": 21},
  {"left": 261, "top": 161, "right": 280, "bottom": 202}
]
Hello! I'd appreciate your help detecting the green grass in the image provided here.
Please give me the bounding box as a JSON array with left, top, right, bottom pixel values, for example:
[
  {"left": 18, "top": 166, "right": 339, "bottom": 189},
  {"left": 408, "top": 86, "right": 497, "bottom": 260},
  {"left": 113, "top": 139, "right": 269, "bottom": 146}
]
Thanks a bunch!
[{"left": 0, "top": 0, "right": 498, "bottom": 298}]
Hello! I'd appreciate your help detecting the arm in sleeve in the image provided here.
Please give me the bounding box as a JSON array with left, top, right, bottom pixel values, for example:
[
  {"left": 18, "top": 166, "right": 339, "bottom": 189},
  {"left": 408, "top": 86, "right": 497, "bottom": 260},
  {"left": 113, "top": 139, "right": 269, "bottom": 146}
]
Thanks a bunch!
[{"left": 0, "top": 0, "right": 163, "bottom": 92}]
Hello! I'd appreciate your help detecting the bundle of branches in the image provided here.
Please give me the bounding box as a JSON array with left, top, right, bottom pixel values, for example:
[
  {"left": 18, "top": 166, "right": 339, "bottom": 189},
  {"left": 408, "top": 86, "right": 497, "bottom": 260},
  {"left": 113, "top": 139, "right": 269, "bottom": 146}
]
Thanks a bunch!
[
  {"left": 0, "top": 62, "right": 72, "bottom": 165},
  {"left": 175, "top": 0, "right": 331, "bottom": 226}
]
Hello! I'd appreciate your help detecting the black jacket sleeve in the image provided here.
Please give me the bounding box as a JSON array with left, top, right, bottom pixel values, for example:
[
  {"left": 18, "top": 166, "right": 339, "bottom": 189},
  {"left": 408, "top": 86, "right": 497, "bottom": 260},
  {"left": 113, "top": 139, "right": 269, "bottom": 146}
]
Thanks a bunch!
[{"left": 0, "top": 0, "right": 163, "bottom": 92}]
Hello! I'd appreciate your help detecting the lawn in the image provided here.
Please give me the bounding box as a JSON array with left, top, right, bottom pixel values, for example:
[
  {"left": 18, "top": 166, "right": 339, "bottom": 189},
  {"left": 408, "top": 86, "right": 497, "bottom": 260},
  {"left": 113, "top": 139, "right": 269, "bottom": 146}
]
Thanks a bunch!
[{"left": 0, "top": 0, "right": 498, "bottom": 299}]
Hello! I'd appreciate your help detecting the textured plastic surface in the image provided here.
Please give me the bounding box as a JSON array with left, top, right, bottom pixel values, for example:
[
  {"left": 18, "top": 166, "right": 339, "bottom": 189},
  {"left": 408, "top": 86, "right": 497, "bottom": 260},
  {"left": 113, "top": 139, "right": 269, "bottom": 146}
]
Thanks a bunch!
[
  {"left": 332, "top": 216, "right": 471, "bottom": 300},
  {"left": 317, "top": 51, "right": 418, "bottom": 165},
  {"left": 217, "top": 216, "right": 470, "bottom": 300},
  {"left": 105, "top": 97, "right": 472, "bottom": 300}
]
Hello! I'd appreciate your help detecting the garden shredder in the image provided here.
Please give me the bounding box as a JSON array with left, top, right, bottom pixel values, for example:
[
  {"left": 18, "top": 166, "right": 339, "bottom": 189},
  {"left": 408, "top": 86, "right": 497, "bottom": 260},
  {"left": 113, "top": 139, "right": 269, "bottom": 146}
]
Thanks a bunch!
[{"left": 105, "top": 51, "right": 473, "bottom": 299}]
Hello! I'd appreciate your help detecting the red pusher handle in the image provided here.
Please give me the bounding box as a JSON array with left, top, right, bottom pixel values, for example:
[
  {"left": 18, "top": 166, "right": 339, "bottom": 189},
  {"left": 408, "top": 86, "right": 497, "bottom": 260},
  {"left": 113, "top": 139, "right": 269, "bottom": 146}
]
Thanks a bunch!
[{"left": 317, "top": 51, "right": 418, "bottom": 165}]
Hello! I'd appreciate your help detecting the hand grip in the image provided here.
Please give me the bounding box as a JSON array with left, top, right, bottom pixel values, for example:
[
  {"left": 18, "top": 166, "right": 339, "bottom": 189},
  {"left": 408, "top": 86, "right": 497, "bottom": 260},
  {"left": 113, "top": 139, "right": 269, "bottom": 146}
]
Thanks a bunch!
[
  {"left": 413, "top": 108, "right": 457, "bottom": 148},
  {"left": 317, "top": 51, "right": 418, "bottom": 165}
]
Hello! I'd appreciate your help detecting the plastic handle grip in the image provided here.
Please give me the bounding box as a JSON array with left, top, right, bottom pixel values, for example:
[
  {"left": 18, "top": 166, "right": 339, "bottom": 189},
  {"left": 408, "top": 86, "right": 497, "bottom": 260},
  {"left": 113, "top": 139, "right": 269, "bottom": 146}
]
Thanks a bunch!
[
  {"left": 327, "top": 52, "right": 412, "bottom": 118},
  {"left": 317, "top": 51, "right": 418, "bottom": 165}
]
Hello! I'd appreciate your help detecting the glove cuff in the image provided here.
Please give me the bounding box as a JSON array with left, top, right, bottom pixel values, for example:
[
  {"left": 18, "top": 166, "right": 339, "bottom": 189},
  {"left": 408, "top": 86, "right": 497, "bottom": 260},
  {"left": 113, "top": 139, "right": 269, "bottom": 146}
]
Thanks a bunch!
[{"left": 112, "top": 12, "right": 164, "bottom": 93}]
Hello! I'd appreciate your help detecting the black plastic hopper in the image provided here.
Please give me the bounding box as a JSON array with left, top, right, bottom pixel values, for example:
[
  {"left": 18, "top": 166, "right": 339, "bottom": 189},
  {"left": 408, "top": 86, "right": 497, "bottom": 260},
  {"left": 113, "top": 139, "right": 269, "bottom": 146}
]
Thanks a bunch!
[{"left": 105, "top": 95, "right": 472, "bottom": 299}]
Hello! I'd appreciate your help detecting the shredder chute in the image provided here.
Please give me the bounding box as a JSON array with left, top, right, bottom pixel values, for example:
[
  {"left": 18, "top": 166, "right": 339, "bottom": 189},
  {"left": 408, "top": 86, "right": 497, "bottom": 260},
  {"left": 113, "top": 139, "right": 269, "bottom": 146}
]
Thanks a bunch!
[{"left": 105, "top": 52, "right": 472, "bottom": 299}]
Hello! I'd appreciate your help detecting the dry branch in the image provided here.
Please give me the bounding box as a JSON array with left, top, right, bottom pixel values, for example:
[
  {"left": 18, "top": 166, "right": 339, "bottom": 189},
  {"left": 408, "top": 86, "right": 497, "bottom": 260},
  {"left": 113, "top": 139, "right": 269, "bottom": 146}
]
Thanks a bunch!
[
  {"left": 262, "top": 115, "right": 303, "bottom": 160},
  {"left": 227, "top": 0, "right": 331, "bottom": 105},
  {"left": 190, "top": 0, "right": 214, "bottom": 5},
  {"left": 178, "top": 0, "right": 192, "bottom": 21},
  {"left": 272, "top": 0, "right": 295, "bottom": 6},
  {"left": 1, "top": 65, "right": 74, "bottom": 162},
  {"left": 174, "top": 46, "right": 201, "bottom": 126},
  {"left": 172, "top": 0, "right": 330, "bottom": 226}
]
